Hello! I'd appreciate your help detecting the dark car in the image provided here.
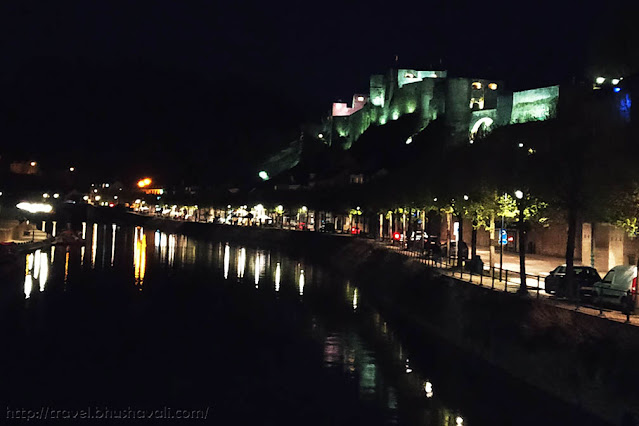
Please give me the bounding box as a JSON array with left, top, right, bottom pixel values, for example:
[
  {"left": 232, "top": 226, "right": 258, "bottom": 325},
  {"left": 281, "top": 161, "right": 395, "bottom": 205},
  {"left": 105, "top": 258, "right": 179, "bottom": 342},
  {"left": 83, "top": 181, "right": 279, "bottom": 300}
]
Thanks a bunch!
[
  {"left": 544, "top": 265, "right": 601, "bottom": 297},
  {"left": 318, "top": 222, "right": 335, "bottom": 233}
]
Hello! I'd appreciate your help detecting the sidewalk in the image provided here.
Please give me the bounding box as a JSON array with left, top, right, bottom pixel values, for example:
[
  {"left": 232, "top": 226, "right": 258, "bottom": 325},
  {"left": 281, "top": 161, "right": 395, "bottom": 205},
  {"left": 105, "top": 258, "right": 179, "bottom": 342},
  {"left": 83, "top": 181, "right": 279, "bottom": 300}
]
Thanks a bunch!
[
  {"left": 374, "top": 240, "right": 639, "bottom": 327},
  {"left": 476, "top": 246, "right": 570, "bottom": 279}
]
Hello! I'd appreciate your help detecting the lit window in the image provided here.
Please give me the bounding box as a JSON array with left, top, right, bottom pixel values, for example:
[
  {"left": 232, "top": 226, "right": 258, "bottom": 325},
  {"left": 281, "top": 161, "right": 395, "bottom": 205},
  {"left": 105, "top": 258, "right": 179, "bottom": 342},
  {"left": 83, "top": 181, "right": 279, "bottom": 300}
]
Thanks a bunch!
[
  {"left": 472, "top": 82, "right": 482, "bottom": 89},
  {"left": 357, "top": 96, "right": 365, "bottom": 102},
  {"left": 488, "top": 83, "right": 498, "bottom": 90}
]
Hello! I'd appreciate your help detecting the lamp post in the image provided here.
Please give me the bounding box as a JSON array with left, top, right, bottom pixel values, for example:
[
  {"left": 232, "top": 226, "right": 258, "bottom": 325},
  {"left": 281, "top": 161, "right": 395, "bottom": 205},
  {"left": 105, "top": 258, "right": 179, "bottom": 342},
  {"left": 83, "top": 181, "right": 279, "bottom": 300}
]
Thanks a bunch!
[{"left": 499, "top": 193, "right": 506, "bottom": 281}]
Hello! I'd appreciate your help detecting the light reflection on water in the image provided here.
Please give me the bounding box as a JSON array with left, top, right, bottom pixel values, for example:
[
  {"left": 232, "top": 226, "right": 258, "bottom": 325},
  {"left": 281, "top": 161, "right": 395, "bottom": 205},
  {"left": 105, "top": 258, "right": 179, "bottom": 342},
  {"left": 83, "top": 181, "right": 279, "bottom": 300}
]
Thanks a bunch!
[{"left": 18, "top": 226, "right": 470, "bottom": 425}]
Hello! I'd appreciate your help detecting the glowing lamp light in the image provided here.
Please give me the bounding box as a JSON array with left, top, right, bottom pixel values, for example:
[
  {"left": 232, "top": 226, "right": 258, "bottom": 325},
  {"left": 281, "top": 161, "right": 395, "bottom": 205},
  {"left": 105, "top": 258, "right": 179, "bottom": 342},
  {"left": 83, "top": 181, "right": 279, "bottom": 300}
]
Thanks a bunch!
[
  {"left": 405, "top": 136, "right": 413, "bottom": 145},
  {"left": 42, "top": 193, "right": 49, "bottom": 198},
  {"left": 301, "top": 206, "right": 307, "bottom": 212},
  {"left": 95, "top": 195, "right": 101, "bottom": 201},
  {"left": 258, "top": 171, "right": 269, "bottom": 181},
  {"left": 137, "top": 178, "right": 152, "bottom": 188},
  {"left": 69, "top": 167, "right": 75, "bottom": 172},
  {"left": 357, "top": 96, "right": 365, "bottom": 102},
  {"left": 614, "top": 87, "right": 621, "bottom": 93},
  {"left": 433, "top": 197, "right": 437, "bottom": 202},
  {"left": 16, "top": 202, "right": 53, "bottom": 214},
  {"left": 595, "top": 77, "right": 605, "bottom": 84},
  {"left": 83, "top": 195, "right": 89, "bottom": 201},
  {"left": 456, "top": 416, "right": 464, "bottom": 425},
  {"left": 463, "top": 195, "right": 469, "bottom": 201},
  {"left": 612, "top": 78, "right": 620, "bottom": 85},
  {"left": 488, "top": 83, "right": 498, "bottom": 90},
  {"left": 30, "top": 161, "right": 37, "bottom": 167},
  {"left": 318, "top": 133, "right": 324, "bottom": 139},
  {"left": 515, "top": 190, "right": 524, "bottom": 199},
  {"left": 518, "top": 142, "right": 524, "bottom": 148},
  {"left": 53, "top": 193, "right": 59, "bottom": 199}
]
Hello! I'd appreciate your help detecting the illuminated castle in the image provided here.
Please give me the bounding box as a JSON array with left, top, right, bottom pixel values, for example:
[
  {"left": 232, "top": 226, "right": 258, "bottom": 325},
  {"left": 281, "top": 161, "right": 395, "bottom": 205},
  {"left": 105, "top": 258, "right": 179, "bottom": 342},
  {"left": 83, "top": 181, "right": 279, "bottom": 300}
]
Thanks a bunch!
[{"left": 330, "top": 68, "right": 560, "bottom": 148}]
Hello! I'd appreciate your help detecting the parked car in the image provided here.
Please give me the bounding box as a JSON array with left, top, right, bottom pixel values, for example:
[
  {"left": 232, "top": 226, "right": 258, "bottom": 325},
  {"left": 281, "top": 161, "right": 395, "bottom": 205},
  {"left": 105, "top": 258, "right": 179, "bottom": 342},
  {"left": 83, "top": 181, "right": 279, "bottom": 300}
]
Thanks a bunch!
[
  {"left": 593, "top": 265, "right": 637, "bottom": 307},
  {"left": 318, "top": 222, "right": 335, "bottom": 233},
  {"left": 544, "top": 265, "right": 601, "bottom": 297}
]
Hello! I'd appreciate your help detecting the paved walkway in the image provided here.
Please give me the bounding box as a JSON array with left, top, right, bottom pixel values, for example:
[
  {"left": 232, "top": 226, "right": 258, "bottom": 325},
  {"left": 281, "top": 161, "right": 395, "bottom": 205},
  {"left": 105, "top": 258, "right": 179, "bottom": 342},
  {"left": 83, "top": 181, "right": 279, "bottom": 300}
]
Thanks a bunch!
[
  {"left": 476, "top": 247, "right": 569, "bottom": 278},
  {"left": 375, "top": 241, "right": 639, "bottom": 327}
]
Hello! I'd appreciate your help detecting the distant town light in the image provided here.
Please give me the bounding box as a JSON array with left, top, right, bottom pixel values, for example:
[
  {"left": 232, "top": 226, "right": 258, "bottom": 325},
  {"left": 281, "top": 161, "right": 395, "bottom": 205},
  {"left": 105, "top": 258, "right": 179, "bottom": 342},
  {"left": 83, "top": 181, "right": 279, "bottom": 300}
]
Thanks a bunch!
[
  {"left": 114, "top": 195, "right": 118, "bottom": 200},
  {"left": 488, "top": 83, "right": 498, "bottom": 90},
  {"left": 301, "top": 206, "right": 307, "bottom": 212},
  {"left": 30, "top": 161, "right": 37, "bottom": 167},
  {"left": 318, "top": 133, "right": 324, "bottom": 139},
  {"left": 42, "top": 193, "right": 49, "bottom": 198},
  {"left": 17, "top": 202, "right": 52, "bottom": 214},
  {"left": 515, "top": 190, "right": 524, "bottom": 199},
  {"left": 518, "top": 142, "right": 524, "bottom": 148},
  {"left": 612, "top": 78, "right": 620, "bottom": 85},
  {"left": 405, "top": 136, "right": 413, "bottom": 145},
  {"left": 83, "top": 195, "right": 89, "bottom": 201},
  {"left": 93, "top": 189, "right": 98, "bottom": 193},
  {"left": 95, "top": 196, "right": 101, "bottom": 201},
  {"left": 433, "top": 198, "right": 437, "bottom": 202},
  {"left": 259, "top": 171, "right": 269, "bottom": 181},
  {"left": 137, "top": 178, "right": 152, "bottom": 188},
  {"left": 69, "top": 167, "right": 75, "bottom": 172},
  {"left": 463, "top": 195, "right": 469, "bottom": 201},
  {"left": 53, "top": 193, "right": 59, "bottom": 199},
  {"left": 595, "top": 76, "right": 605, "bottom": 84}
]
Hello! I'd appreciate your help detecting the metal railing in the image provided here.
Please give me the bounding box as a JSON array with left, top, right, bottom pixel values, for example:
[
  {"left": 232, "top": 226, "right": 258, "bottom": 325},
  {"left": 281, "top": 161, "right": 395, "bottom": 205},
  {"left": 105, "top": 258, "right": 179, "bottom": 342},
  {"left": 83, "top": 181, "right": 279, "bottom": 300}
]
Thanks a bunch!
[{"left": 376, "top": 238, "right": 637, "bottom": 324}]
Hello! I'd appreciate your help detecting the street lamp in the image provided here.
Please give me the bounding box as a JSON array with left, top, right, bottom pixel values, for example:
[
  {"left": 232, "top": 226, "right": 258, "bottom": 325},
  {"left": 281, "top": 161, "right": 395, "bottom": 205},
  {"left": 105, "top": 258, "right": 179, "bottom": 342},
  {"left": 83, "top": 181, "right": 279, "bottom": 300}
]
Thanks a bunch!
[
  {"left": 515, "top": 190, "right": 523, "bottom": 199},
  {"left": 499, "top": 193, "right": 506, "bottom": 281}
]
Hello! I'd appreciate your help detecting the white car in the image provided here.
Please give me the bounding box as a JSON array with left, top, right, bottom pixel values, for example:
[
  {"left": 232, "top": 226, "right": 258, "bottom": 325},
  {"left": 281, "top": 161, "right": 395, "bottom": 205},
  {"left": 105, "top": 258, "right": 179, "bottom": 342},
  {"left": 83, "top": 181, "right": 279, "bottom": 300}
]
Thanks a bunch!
[{"left": 593, "top": 265, "right": 637, "bottom": 306}]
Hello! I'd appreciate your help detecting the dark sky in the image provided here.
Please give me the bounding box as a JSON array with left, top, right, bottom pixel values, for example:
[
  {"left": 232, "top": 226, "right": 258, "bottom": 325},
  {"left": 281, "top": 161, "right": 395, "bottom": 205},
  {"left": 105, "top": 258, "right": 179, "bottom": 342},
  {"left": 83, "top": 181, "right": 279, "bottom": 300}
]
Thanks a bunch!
[{"left": 0, "top": 1, "right": 615, "bottom": 185}]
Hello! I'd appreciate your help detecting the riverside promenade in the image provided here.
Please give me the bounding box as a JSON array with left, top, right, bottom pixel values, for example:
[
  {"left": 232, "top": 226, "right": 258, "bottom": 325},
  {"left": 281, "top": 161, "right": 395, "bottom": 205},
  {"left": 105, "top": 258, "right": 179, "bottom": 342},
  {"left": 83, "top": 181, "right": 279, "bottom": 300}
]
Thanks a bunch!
[{"left": 375, "top": 239, "right": 639, "bottom": 327}]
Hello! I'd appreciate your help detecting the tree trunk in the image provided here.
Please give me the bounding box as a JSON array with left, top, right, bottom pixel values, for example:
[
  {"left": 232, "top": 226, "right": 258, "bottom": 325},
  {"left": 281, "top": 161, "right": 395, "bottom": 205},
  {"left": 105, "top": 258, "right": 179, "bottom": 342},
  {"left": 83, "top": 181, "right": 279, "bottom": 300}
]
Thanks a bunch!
[
  {"left": 565, "top": 204, "right": 577, "bottom": 300},
  {"left": 489, "top": 212, "right": 495, "bottom": 271},
  {"left": 458, "top": 213, "right": 465, "bottom": 268},
  {"left": 471, "top": 218, "right": 478, "bottom": 259},
  {"left": 518, "top": 200, "right": 528, "bottom": 295}
]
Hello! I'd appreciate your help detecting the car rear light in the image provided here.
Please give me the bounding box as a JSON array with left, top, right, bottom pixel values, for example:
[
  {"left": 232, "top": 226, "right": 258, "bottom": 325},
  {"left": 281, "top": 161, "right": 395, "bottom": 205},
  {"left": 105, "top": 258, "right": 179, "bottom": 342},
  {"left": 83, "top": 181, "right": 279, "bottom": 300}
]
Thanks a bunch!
[
  {"left": 632, "top": 277, "right": 637, "bottom": 295},
  {"left": 393, "top": 232, "right": 401, "bottom": 241}
]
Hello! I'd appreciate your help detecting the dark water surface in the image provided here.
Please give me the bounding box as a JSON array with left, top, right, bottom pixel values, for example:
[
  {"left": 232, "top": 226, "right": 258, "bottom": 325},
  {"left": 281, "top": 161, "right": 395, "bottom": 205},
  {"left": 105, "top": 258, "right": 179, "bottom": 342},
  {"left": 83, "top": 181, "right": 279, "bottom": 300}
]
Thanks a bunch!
[{"left": 0, "top": 224, "right": 608, "bottom": 425}]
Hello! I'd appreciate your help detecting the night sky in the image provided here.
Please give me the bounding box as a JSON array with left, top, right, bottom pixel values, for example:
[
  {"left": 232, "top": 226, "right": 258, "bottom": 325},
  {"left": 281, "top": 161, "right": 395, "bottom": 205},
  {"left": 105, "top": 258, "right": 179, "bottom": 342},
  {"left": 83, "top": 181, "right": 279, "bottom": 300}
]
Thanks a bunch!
[{"left": 0, "top": 1, "right": 623, "bottom": 185}]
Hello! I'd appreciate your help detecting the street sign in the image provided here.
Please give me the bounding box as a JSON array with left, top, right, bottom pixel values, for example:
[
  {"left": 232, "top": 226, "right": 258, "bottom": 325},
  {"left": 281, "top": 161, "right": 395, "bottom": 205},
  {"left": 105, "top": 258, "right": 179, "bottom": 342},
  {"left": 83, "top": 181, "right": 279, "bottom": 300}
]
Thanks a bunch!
[{"left": 500, "top": 229, "right": 508, "bottom": 245}]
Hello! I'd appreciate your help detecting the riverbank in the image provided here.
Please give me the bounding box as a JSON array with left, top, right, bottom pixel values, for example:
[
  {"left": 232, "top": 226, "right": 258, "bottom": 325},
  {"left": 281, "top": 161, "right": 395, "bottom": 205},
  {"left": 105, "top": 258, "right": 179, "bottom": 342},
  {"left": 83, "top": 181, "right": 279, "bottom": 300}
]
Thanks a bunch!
[{"left": 125, "top": 215, "right": 639, "bottom": 424}]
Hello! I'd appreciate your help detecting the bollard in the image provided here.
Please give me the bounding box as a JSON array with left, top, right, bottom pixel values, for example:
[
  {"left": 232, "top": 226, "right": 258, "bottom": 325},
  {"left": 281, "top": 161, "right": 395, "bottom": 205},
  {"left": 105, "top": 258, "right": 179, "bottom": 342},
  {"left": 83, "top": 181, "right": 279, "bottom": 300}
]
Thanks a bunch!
[
  {"left": 537, "top": 275, "right": 540, "bottom": 299},
  {"left": 491, "top": 266, "right": 495, "bottom": 289},
  {"left": 480, "top": 269, "right": 483, "bottom": 286},
  {"left": 505, "top": 270, "right": 509, "bottom": 292}
]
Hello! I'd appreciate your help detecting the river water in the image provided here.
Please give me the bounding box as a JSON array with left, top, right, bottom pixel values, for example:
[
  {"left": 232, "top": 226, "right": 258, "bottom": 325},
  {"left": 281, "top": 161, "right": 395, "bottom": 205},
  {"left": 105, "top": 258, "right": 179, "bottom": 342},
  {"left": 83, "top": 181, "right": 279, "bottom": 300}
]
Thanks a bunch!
[{"left": 0, "top": 224, "right": 607, "bottom": 425}]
